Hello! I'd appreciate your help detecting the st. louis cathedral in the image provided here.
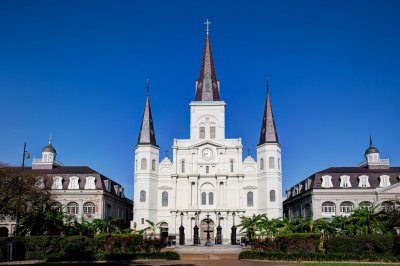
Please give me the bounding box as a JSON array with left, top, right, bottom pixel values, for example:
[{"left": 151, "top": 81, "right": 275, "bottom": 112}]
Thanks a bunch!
[{"left": 132, "top": 24, "right": 282, "bottom": 244}]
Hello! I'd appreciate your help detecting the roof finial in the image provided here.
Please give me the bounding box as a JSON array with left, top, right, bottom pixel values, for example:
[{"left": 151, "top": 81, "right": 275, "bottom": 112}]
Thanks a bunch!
[
  {"left": 205, "top": 19, "right": 211, "bottom": 35},
  {"left": 247, "top": 148, "right": 250, "bottom": 156},
  {"left": 266, "top": 77, "right": 269, "bottom": 95},
  {"left": 369, "top": 134, "right": 373, "bottom": 147},
  {"left": 49, "top": 133, "right": 52, "bottom": 144},
  {"left": 165, "top": 149, "right": 168, "bottom": 158},
  {"left": 146, "top": 79, "right": 150, "bottom": 97}
]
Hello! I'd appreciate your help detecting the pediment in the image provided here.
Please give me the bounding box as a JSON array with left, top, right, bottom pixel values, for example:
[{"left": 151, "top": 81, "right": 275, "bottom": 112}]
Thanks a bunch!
[
  {"left": 189, "top": 140, "right": 226, "bottom": 149},
  {"left": 378, "top": 182, "right": 400, "bottom": 193}
]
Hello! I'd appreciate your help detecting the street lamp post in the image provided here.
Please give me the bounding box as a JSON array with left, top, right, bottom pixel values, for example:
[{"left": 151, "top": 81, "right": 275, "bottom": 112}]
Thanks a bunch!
[
  {"left": 216, "top": 212, "right": 222, "bottom": 244},
  {"left": 193, "top": 212, "right": 199, "bottom": 245},
  {"left": 21, "top": 142, "right": 30, "bottom": 170},
  {"left": 231, "top": 212, "right": 237, "bottom": 245},
  {"left": 179, "top": 212, "right": 185, "bottom": 245}
]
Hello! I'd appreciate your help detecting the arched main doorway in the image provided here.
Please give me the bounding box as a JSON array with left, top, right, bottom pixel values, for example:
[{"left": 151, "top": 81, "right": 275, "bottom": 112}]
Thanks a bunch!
[
  {"left": 200, "top": 219, "right": 214, "bottom": 243},
  {"left": 0, "top": 227, "right": 9, "bottom": 237},
  {"left": 159, "top": 222, "right": 168, "bottom": 239}
]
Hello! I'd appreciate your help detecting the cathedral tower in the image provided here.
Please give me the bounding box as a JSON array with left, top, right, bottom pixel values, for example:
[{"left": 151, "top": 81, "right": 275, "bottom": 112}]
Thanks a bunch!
[
  {"left": 190, "top": 22, "right": 226, "bottom": 141},
  {"left": 256, "top": 81, "right": 282, "bottom": 218},
  {"left": 133, "top": 81, "right": 159, "bottom": 230}
]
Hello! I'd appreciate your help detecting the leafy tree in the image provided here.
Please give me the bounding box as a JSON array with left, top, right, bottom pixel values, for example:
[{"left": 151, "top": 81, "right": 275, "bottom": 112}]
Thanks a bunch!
[{"left": 0, "top": 164, "right": 53, "bottom": 235}]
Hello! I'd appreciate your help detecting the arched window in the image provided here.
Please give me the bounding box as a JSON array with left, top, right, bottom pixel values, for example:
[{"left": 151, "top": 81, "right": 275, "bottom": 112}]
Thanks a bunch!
[
  {"left": 140, "top": 190, "right": 146, "bottom": 202},
  {"left": 68, "top": 176, "right": 79, "bottom": 189},
  {"left": 206, "top": 166, "right": 209, "bottom": 174},
  {"left": 260, "top": 158, "right": 264, "bottom": 170},
  {"left": 199, "top": 127, "right": 205, "bottom": 139},
  {"left": 67, "top": 202, "right": 79, "bottom": 216},
  {"left": 141, "top": 158, "right": 147, "bottom": 170},
  {"left": 359, "top": 201, "right": 372, "bottom": 210},
  {"left": 321, "top": 201, "right": 335, "bottom": 213},
  {"left": 181, "top": 160, "right": 185, "bottom": 173},
  {"left": 201, "top": 192, "right": 206, "bottom": 205},
  {"left": 210, "top": 126, "right": 216, "bottom": 139},
  {"left": 84, "top": 176, "right": 96, "bottom": 189},
  {"left": 230, "top": 160, "right": 234, "bottom": 172},
  {"left": 270, "top": 190, "right": 276, "bottom": 202},
  {"left": 247, "top": 191, "right": 253, "bottom": 207},
  {"left": 209, "top": 192, "right": 214, "bottom": 205},
  {"left": 381, "top": 201, "right": 394, "bottom": 212},
  {"left": 340, "top": 201, "right": 354, "bottom": 214},
  {"left": 162, "top": 191, "right": 168, "bottom": 207},
  {"left": 269, "top": 157, "right": 275, "bottom": 169},
  {"left": 83, "top": 202, "right": 96, "bottom": 216},
  {"left": 152, "top": 159, "right": 156, "bottom": 171}
]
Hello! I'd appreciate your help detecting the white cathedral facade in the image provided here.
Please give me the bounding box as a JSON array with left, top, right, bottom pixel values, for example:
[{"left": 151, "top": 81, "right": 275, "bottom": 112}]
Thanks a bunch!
[{"left": 132, "top": 29, "right": 282, "bottom": 244}]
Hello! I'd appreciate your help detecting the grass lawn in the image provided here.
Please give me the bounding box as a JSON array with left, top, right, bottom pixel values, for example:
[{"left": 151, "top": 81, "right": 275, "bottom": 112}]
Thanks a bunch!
[{"left": 302, "top": 263, "right": 399, "bottom": 266}]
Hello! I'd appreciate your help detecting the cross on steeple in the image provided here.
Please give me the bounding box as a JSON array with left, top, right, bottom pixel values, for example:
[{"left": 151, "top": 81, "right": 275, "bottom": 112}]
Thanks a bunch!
[
  {"left": 146, "top": 79, "right": 150, "bottom": 96},
  {"left": 204, "top": 19, "right": 211, "bottom": 35}
]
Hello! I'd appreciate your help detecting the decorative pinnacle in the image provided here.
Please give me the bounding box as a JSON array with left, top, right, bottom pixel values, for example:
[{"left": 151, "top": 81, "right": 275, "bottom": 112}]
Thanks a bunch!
[
  {"left": 165, "top": 149, "right": 168, "bottom": 158},
  {"left": 49, "top": 133, "right": 52, "bottom": 144},
  {"left": 247, "top": 148, "right": 250, "bottom": 156},
  {"left": 146, "top": 79, "right": 150, "bottom": 97},
  {"left": 266, "top": 77, "right": 269, "bottom": 94},
  {"left": 369, "top": 135, "right": 373, "bottom": 146},
  {"left": 205, "top": 19, "right": 211, "bottom": 35}
]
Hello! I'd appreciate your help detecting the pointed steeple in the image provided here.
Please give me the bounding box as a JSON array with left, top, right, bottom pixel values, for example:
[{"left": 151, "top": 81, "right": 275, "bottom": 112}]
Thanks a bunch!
[
  {"left": 195, "top": 19, "right": 220, "bottom": 101},
  {"left": 137, "top": 80, "right": 157, "bottom": 146},
  {"left": 259, "top": 80, "right": 279, "bottom": 145}
]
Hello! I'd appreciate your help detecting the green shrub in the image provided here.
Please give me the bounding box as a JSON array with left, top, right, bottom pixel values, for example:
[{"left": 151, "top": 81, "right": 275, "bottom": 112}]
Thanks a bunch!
[
  {"left": 239, "top": 251, "right": 400, "bottom": 262},
  {"left": 252, "top": 233, "right": 320, "bottom": 253},
  {"left": 325, "top": 235, "right": 394, "bottom": 254},
  {"left": 95, "top": 234, "right": 166, "bottom": 254},
  {"left": 98, "top": 251, "right": 180, "bottom": 261}
]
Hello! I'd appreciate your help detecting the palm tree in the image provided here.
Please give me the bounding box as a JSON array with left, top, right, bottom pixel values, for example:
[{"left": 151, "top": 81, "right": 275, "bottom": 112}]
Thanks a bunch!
[
  {"left": 238, "top": 214, "right": 262, "bottom": 242},
  {"left": 351, "top": 203, "right": 387, "bottom": 235},
  {"left": 143, "top": 220, "right": 164, "bottom": 239}
]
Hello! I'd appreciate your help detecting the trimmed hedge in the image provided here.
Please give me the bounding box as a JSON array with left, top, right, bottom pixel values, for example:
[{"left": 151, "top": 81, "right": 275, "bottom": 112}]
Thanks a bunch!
[
  {"left": 325, "top": 235, "right": 394, "bottom": 254},
  {"left": 0, "top": 234, "right": 177, "bottom": 262},
  {"left": 95, "top": 251, "right": 180, "bottom": 261},
  {"left": 239, "top": 251, "right": 400, "bottom": 262},
  {"left": 252, "top": 233, "right": 321, "bottom": 253}
]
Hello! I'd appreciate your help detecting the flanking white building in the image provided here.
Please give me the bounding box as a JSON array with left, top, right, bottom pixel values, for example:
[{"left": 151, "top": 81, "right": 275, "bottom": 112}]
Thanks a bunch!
[
  {"left": 283, "top": 137, "right": 400, "bottom": 220},
  {"left": 132, "top": 28, "right": 283, "bottom": 244}
]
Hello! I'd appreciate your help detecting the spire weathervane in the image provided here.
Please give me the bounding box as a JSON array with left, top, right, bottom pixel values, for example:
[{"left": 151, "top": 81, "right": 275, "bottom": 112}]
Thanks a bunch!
[
  {"left": 205, "top": 19, "right": 211, "bottom": 35},
  {"left": 146, "top": 79, "right": 150, "bottom": 97}
]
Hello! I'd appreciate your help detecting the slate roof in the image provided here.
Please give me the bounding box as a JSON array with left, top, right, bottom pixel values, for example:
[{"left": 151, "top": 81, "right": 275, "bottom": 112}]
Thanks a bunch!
[
  {"left": 258, "top": 82, "right": 279, "bottom": 145},
  {"left": 195, "top": 33, "right": 220, "bottom": 101},
  {"left": 137, "top": 95, "right": 157, "bottom": 146},
  {"left": 286, "top": 166, "right": 400, "bottom": 199}
]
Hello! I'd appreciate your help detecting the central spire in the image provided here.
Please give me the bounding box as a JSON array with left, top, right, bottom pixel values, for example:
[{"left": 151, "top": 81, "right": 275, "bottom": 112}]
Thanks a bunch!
[{"left": 195, "top": 19, "right": 220, "bottom": 101}]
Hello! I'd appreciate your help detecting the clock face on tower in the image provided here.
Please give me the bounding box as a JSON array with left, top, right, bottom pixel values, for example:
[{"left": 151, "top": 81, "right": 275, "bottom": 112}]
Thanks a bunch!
[{"left": 202, "top": 148, "right": 213, "bottom": 160}]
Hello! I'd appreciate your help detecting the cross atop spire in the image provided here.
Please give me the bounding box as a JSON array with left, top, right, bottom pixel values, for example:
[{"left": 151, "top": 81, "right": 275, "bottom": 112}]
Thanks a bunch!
[
  {"left": 205, "top": 19, "right": 211, "bottom": 35},
  {"left": 195, "top": 21, "right": 220, "bottom": 101},
  {"left": 137, "top": 80, "right": 157, "bottom": 146},
  {"left": 146, "top": 79, "right": 150, "bottom": 96},
  {"left": 258, "top": 80, "right": 279, "bottom": 145}
]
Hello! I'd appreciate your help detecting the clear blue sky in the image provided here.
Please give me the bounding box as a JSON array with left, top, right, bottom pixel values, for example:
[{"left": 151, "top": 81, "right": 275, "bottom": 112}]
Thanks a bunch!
[{"left": 1, "top": 0, "right": 399, "bottom": 199}]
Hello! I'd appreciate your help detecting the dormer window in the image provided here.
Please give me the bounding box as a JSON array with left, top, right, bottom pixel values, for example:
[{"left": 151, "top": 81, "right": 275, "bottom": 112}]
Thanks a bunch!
[
  {"left": 358, "top": 175, "right": 370, "bottom": 188},
  {"left": 52, "top": 176, "right": 63, "bottom": 189},
  {"left": 321, "top": 175, "right": 333, "bottom": 188},
  {"left": 84, "top": 176, "right": 96, "bottom": 189},
  {"left": 68, "top": 176, "right": 79, "bottom": 189},
  {"left": 379, "top": 175, "right": 391, "bottom": 187},
  {"left": 340, "top": 175, "right": 351, "bottom": 188}
]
